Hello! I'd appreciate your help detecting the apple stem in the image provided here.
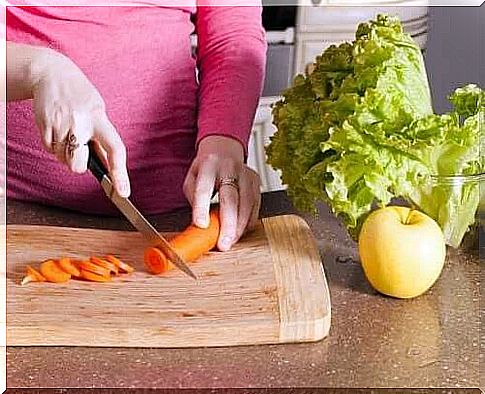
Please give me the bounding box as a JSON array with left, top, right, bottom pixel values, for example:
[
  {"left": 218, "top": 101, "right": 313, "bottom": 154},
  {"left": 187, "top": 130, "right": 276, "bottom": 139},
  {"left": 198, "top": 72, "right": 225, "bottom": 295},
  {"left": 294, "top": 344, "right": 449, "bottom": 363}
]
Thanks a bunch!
[{"left": 405, "top": 209, "right": 414, "bottom": 225}]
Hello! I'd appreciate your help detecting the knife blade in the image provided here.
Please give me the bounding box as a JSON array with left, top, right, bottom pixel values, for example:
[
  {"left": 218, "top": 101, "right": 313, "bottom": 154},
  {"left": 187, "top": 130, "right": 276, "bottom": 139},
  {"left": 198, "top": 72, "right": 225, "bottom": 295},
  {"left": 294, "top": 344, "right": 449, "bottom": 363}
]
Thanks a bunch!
[{"left": 87, "top": 141, "right": 197, "bottom": 280}]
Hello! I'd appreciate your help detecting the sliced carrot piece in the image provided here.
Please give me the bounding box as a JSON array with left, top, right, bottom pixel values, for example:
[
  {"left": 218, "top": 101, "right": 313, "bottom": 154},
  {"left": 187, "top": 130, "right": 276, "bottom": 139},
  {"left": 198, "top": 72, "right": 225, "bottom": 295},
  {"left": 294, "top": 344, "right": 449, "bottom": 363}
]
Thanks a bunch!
[
  {"left": 40, "top": 260, "right": 71, "bottom": 283},
  {"left": 90, "top": 256, "right": 118, "bottom": 275},
  {"left": 79, "top": 269, "right": 111, "bottom": 282},
  {"left": 21, "top": 265, "right": 47, "bottom": 285},
  {"left": 105, "top": 255, "right": 135, "bottom": 274},
  {"left": 144, "top": 247, "right": 171, "bottom": 274},
  {"left": 78, "top": 260, "right": 111, "bottom": 278},
  {"left": 26, "top": 265, "right": 46, "bottom": 281},
  {"left": 58, "top": 257, "right": 81, "bottom": 277}
]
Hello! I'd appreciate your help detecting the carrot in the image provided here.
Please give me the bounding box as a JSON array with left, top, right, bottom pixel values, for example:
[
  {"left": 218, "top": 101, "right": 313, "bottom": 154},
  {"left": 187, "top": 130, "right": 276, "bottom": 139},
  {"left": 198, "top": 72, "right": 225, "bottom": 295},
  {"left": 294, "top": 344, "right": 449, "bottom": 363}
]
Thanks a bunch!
[
  {"left": 58, "top": 257, "right": 81, "bottom": 277},
  {"left": 79, "top": 269, "right": 111, "bottom": 283},
  {"left": 144, "top": 208, "right": 220, "bottom": 275},
  {"left": 90, "top": 256, "right": 119, "bottom": 275},
  {"left": 105, "top": 255, "right": 135, "bottom": 274},
  {"left": 78, "top": 260, "right": 111, "bottom": 278},
  {"left": 21, "top": 265, "right": 47, "bottom": 285},
  {"left": 40, "top": 260, "right": 71, "bottom": 283}
]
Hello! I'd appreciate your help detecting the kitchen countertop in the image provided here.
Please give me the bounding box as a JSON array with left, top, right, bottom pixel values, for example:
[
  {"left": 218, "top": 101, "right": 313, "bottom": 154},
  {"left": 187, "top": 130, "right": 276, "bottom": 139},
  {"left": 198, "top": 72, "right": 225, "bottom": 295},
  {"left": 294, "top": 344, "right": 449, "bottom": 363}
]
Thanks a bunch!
[{"left": 5, "top": 191, "right": 482, "bottom": 392}]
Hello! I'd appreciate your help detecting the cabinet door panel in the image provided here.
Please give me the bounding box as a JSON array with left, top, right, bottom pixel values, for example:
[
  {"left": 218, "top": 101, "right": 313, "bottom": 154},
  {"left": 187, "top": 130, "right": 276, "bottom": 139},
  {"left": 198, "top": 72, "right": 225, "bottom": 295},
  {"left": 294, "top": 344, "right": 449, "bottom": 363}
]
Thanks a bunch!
[
  {"left": 247, "top": 99, "right": 286, "bottom": 193},
  {"left": 295, "top": 37, "right": 342, "bottom": 75}
]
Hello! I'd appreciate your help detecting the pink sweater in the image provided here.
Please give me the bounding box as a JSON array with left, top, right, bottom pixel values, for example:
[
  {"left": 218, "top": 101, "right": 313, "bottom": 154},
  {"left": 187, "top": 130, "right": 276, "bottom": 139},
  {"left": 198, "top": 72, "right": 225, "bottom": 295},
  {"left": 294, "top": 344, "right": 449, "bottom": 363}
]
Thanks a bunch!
[{"left": 6, "top": 3, "right": 267, "bottom": 215}]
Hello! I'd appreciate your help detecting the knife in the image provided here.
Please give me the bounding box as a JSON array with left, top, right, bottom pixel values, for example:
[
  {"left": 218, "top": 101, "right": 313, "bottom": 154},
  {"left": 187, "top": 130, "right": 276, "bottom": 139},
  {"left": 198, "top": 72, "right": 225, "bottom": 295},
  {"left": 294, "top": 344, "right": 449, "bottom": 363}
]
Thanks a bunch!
[{"left": 86, "top": 141, "right": 197, "bottom": 280}]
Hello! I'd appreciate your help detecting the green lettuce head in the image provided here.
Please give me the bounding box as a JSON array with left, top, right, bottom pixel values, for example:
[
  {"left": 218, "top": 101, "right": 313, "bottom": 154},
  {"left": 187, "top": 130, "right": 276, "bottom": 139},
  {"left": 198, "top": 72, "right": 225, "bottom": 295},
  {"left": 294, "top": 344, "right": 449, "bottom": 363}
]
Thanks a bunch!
[
  {"left": 266, "top": 14, "right": 433, "bottom": 232},
  {"left": 266, "top": 14, "right": 483, "bottom": 247}
]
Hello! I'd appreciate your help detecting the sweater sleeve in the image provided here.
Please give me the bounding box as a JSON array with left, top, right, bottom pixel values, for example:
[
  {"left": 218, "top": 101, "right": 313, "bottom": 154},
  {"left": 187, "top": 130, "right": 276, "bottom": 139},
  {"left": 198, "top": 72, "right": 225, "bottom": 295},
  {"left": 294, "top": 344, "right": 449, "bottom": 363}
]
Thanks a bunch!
[{"left": 194, "top": 1, "right": 267, "bottom": 155}]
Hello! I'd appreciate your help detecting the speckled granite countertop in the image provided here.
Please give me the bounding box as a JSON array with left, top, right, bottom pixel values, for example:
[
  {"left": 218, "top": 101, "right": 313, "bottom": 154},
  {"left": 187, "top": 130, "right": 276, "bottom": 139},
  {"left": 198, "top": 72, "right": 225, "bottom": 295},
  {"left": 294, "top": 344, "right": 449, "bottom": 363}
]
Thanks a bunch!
[{"left": 5, "top": 192, "right": 482, "bottom": 391}]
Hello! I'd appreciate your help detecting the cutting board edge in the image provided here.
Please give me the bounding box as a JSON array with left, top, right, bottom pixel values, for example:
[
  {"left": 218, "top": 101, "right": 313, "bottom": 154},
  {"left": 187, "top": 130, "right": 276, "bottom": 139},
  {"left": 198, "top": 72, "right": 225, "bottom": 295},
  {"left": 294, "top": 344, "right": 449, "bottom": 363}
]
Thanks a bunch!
[
  {"left": 7, "top": 321, "right": 330, "bottom": 348},
  {"left": 262, "top": 214, "right": 332, "bottom": 342}
]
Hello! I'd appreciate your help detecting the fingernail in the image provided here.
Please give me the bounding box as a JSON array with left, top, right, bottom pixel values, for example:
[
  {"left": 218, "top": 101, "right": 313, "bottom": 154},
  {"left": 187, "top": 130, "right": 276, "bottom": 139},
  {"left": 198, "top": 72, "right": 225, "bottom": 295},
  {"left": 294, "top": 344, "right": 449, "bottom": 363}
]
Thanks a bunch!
[
  {"left": 71, "top": 161, "right": 87, "bottom": 174},
  {"left": 117, "top": 178, "right": 130, "bottom": 198},
  {"left": 195, "top": 214, "right": 209, "bottom": 228},
  {"left": 220, "top": 236, "right": 233, "bottom": 250}
]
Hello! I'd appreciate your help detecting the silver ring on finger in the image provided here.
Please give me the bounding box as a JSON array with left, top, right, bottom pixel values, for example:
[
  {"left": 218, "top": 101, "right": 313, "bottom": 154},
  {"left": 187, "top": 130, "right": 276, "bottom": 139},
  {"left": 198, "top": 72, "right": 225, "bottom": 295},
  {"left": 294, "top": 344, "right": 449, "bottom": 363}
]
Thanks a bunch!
[{"left": 217, "top": 176, "right": 239, "bottom": 192}]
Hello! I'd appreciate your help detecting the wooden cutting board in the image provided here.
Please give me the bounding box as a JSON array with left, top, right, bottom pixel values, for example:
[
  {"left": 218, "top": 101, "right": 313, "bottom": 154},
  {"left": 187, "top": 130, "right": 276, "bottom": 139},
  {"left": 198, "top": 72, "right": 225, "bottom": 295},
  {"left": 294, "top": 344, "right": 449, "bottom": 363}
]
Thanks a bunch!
[{"left": 6, "top": 215, "right": 331, "bottom": 348}]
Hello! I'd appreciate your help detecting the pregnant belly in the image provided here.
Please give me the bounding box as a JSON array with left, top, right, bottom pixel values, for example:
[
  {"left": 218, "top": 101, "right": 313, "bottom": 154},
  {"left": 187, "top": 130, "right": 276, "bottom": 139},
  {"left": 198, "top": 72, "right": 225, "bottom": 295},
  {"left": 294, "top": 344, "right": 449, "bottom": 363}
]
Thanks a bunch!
[
  {"left": 7, "top": 6, "right": 199, "bottom": 215},
  {"left": 7, "top": 108, "right": 197, "bottom": 215}
]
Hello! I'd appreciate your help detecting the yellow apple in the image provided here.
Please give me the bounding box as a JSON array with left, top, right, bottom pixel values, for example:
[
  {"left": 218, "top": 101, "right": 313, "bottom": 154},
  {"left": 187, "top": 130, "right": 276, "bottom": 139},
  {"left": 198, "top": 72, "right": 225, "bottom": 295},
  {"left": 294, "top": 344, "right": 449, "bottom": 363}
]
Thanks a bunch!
[{"left": 358, "top": 206, "right": 446, "bottom": 299}]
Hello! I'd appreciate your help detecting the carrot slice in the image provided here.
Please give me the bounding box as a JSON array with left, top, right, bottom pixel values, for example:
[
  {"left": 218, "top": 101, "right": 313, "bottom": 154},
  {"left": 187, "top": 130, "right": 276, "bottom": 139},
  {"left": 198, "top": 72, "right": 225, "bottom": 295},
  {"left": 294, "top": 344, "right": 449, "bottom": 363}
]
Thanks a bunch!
[
  {"left": 144, "top": 208, "right": 221, "bottom": 275},
  {"left": 144, "top": 247, "right": 171, "bottom": 274},
  {"left": 105, "top": 255, "right": 135, "bottom": 274},
  {"left": 21, "top": 265, "right": 47, "bottom": 285},
  {"left": 90, "top": 256, "right": 119, "bottom": 275},
  {"left": 77, "top": 260, "right": 111, "bottom": 278},
  {"left": 40, "top": 260, "right": 71, "bottom": 283},
  {"left": 58, "top": 257, "right": 81, "bottom": 277},
  {"left": 79, "top": 269, "right": 111, "bottom": 282}
]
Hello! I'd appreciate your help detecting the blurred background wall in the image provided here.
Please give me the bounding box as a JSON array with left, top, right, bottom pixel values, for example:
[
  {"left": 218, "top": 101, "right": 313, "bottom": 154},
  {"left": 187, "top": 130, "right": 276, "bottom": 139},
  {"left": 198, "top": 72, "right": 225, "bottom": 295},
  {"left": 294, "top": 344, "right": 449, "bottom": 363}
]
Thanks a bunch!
[{"left": 425, "top": 5, "right": 484, "bottom": 113}]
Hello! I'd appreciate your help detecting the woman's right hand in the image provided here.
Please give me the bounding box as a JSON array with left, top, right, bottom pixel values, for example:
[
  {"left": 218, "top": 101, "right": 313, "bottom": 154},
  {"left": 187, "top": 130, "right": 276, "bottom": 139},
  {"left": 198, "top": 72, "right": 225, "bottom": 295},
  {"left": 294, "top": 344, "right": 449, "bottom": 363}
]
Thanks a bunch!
[{"left": 22, "top": 46, "right": 130, "bottom": 197}]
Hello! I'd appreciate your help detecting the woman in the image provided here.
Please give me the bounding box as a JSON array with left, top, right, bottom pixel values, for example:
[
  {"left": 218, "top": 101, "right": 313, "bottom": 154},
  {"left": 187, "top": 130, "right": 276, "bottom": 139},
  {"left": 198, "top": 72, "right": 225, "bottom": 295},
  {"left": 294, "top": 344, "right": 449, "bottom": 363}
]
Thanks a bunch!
[{"left": 6, "top": 2, "right": 267, "bottom": 251}]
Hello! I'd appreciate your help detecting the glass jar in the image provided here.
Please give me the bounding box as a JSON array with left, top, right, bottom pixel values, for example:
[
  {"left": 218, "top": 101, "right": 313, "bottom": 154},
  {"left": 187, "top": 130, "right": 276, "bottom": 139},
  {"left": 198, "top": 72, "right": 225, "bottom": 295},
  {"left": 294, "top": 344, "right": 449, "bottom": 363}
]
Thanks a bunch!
[{"left": 427, "top": 173, "right": 484, "bottom": 252}]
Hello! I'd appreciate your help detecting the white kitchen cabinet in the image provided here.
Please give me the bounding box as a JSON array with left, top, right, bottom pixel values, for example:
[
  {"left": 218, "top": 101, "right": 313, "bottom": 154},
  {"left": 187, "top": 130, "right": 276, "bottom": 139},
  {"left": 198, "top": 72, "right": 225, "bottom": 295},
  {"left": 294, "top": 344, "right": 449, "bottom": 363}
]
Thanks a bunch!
[
  {"left": 296, "top": 3, "right": 428, "bottom": 32},
  {"left": 247, "top": 97, "right": 286, "bottom": 193},
  {"left": 294, "top": 34, "right": 344, "bottom": 76},
  {"left": 294, "top": 3, "right": 429, "bottom": 74}
]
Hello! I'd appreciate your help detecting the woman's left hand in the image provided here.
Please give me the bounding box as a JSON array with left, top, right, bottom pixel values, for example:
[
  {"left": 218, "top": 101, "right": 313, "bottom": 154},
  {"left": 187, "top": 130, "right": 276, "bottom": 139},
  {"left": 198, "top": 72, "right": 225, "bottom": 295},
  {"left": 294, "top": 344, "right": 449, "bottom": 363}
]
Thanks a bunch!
[{"left": 183, "top": 136, "right": 261, "bottom": 252}]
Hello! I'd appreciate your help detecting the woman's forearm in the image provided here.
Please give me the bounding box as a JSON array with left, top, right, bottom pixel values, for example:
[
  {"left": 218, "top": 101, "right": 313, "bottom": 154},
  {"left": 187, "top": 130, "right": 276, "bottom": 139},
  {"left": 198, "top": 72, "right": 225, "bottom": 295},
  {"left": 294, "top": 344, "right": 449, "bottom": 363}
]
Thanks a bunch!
[
  {"left": 195, "top": 6, "right": 267, "bottom": 155},
  {"left": 6, "top": 42, "right": 57, "bottom": 101}
]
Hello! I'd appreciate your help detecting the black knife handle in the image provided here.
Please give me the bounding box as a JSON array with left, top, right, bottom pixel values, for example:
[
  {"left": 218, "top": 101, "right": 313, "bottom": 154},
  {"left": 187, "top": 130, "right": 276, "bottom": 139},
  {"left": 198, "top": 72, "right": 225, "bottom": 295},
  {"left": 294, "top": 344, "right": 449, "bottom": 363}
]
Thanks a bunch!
[{"left": 87, "top": 141, "right": 109, "bottom": 183}]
